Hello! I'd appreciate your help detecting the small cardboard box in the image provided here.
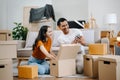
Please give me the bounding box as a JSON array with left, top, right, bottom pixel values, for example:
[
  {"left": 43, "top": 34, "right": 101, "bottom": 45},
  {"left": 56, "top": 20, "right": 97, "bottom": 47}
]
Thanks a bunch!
[
  {"left": 50, "top": 44, "right": 80, "bottom": 77},
  {"left": 0, "top": 59, "right": 13, "bottom": 80},
  {"left": 89, "top": 43, "right": 107, "bottom": 55},
  {"left": 98, "top": 55, "right": 120, "bottom": 80},
  {"left": 0, "top": 30, "right": 12, "bottom": 41},
  {"left": 101, "top": 31, "right": 111, "bottom": 39},
  {"left": 0, "top": 41, "right": 17, "bottom": 59},
  {"left": 18, "top": 65, "right": 38, "bottom": 79},
  {"left": 84, "top": 54, "right": 102, "bottom": 78}
]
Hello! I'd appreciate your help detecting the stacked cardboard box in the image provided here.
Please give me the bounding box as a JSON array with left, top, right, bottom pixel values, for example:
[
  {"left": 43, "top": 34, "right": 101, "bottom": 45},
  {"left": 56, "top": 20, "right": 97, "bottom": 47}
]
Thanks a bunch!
[
  {"left": 0, "top": 59, "right": 13, "bottom": 80},
  {"left": 84, "top": 43, "right": 120, "bottom": 79},
  {"left": 84, "top": 43, "right": 107, "bottom": 78},
  {"left": 0, "top": 41, "right": 17, "bottom": 80},
  {"left": 98, "top": 55, "right": 120, "bottom": 80},
  {"left": 0, "top": 30, "right": 12, "bottom": 41},
  {"left": 84, "top": 55, "right": 102, "bottom": 78},
  {"left": 0, "top": 41, "right": 17, "bottom": 59}
]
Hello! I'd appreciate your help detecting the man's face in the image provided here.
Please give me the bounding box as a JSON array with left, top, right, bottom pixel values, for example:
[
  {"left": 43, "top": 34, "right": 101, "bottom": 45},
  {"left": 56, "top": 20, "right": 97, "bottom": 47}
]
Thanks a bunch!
[{"left": 59, "top": 20, "right": 69, "bottom": 34}]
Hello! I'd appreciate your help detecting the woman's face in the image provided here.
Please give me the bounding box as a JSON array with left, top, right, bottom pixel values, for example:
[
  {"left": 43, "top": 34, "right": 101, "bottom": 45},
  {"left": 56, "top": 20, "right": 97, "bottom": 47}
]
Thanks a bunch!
[{"left": 46, "top": 27, "right": 52, "bottom": 38}]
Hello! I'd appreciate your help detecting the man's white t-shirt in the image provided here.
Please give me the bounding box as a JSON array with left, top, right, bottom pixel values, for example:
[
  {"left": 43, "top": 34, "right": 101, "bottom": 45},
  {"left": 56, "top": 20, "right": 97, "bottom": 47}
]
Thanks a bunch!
[{"left": 57, "top": 29, "right": 85, "bottom": 54}]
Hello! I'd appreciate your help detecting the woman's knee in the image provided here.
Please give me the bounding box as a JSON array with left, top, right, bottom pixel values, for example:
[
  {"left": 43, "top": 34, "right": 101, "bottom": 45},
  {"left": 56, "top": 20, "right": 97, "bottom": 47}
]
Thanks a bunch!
[
  {"left": 38, "top": 64, "right": 50, "bottom": 74},
  {"left": 38, "top": 67, "right": 46, "bottom": 75},
  {"left": 41, "top": 61, "right": 49, "bottom": 69}
]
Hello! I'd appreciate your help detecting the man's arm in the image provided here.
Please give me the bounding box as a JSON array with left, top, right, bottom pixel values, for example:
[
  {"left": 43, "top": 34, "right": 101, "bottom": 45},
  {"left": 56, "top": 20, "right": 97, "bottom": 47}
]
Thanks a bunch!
[
  {"left": 77, "top": 36, "right": 86, "bottom": 46},
  {"left": 72, "top": 36, "right": 86, "bottom": 46}
]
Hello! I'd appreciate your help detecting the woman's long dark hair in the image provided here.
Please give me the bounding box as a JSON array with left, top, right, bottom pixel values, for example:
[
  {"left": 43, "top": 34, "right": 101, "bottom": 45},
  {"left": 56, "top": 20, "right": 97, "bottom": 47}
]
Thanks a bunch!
[{"left": 33, "top": 25, "right": 50, "bottom": 50}]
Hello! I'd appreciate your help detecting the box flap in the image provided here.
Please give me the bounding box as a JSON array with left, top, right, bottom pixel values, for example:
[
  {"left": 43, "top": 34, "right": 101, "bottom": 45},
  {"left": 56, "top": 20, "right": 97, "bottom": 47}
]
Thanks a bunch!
[
  {"left": 57, "top": 44, "right": 80, "bottom": 60},
  {"left": 99, "top": 55, "right": 120, "bottom": 63}
]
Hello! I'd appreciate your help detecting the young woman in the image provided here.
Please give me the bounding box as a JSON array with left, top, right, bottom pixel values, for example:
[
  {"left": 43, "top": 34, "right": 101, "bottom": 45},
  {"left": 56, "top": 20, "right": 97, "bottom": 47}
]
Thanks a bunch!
[{"left": 28, "top": 25, "right": 56, "bottom": 75}]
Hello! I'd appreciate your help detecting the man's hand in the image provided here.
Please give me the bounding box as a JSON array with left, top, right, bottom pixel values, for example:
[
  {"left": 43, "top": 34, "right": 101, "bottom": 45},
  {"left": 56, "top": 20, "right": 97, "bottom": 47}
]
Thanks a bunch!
[{"left": 72, "top": 36, "right": 86, "bottom": 46}]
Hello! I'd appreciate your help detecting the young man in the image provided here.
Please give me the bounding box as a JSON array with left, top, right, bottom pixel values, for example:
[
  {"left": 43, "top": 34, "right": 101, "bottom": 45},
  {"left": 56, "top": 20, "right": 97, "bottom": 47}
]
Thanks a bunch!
[
  {"left": 57, "top": 18, "right": 86, "bottom": 51},
  {"left": 56, "top": 18, "right": 86, "bottom": 73}
]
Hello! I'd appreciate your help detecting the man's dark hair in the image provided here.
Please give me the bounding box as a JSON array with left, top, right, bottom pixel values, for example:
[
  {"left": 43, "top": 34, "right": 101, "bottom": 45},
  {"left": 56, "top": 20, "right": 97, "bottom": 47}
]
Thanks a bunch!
[{"left": 57, "top": 18, "right": 67, "bottom": 26}]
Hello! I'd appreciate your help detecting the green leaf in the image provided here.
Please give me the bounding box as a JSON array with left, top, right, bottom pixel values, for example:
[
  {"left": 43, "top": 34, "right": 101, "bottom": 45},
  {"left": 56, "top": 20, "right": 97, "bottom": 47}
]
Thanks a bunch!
[{"left": 12, "top": 22, "right": 28, "bottom": 40}]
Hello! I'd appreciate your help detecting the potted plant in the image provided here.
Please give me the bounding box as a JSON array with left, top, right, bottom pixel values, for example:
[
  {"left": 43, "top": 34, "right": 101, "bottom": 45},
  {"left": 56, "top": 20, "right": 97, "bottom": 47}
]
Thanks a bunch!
[
  {"left": 12, "top": 22, "right": 28, "bottom": 40},
  {"left": 12, "top": 22, "right": 28, "bottom": 48}
]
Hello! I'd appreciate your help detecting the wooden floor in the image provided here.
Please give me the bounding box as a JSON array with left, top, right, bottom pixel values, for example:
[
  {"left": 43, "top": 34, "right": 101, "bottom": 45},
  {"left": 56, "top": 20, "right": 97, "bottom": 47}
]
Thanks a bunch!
[{"left": 14, "top": 76, "right": 98, "bottom": 80}]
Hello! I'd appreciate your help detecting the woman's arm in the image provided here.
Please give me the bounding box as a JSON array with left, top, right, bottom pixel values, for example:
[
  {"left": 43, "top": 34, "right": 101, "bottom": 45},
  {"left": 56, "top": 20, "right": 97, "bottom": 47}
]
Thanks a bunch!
[{"left": 40, "top": 45, "right": 56, "bottom": 60}]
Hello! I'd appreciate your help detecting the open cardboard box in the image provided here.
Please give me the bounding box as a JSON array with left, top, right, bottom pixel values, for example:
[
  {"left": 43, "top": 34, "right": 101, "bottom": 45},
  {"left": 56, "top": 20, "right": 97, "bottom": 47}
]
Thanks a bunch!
[{"left": 50, "top": 44, "right": 80, "bottom": 77}]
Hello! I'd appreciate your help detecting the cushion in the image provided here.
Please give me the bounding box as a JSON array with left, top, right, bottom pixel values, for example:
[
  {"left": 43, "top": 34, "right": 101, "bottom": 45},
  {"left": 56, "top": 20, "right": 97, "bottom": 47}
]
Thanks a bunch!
[
  {"left": 81, "top": 29, "right": 95, "bottom": 44},
  {"left": 17, "top": 48, "right": 32, "bottom": 57},
  {"left": 25, "top": 32, "right": 38, "bottom": 48}
]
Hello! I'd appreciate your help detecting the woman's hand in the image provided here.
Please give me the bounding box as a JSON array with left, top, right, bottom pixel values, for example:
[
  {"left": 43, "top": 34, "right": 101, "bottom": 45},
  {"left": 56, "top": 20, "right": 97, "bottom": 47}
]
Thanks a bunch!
[
  {"left": 48, "top": 54, "right": 56, "bottom": 60},
  {"left": 40, "top": 45, "right": 56, "bottom": 60}
]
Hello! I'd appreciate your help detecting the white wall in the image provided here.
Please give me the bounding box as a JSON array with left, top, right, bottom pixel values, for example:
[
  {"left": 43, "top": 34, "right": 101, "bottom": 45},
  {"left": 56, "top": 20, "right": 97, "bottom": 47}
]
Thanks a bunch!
[
  {"left": 0, "top": 0, "right": 52, "bottom": 30},
  {"left": 0, "top": 0, "right": 8, "bottom": 29},
  {"left": 52, "top": 0, "right": 88, "bottom": 21},
  {"left": 0, "top": 0, "right": 120, "bottom": 36},
  {"left": 88, "top": 0, "right": 120, "bottom": 36}
]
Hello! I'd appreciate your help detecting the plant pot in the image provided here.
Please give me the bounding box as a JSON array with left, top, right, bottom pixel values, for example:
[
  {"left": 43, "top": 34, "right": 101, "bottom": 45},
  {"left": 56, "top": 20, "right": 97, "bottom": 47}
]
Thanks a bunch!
[{"left": 17, "top": 40, "right": 25, "bottom": 49}]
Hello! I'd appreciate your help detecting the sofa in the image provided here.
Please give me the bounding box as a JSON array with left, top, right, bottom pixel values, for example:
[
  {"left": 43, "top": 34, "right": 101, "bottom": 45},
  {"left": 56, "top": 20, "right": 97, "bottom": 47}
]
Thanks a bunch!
[{"left": 17, "top": 29, "right": 95, "bottom": 65}]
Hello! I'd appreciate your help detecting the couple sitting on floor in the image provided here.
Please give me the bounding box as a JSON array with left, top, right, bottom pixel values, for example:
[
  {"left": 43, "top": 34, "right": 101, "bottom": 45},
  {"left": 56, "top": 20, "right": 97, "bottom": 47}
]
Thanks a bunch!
[{"left": 27, "top": 18, "right": 86, "bottom": 75}]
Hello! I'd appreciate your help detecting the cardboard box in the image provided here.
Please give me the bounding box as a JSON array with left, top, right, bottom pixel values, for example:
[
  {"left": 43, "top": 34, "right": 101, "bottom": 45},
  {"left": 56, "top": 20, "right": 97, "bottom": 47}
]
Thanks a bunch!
[
  {"left": 98, "top": 55, "right": 120, "bottom": 80},
  {"left": 0, "top": 59, "right": 13, "bottom": 80},
  {"left": 110, "top": 37, "right": 117, "bottom": 46},
  {"left": 50, "top": 59, "right": 76, "bottom": 77},
  {"left": 0, "top": 30, "right": 12, "bottom": 41},
  {"left": 18, "top": 65, "right": 38, "bottom": 79},
  {"left": 84, "top": 54, "right": 102, "bottom": 78},
  {"left": 50, "top": 44, "right": 80, "bottom": 77},
  {"left": 101, "top": 31, "right": 112, "bottom": 39},
  {"left": 0, "top": 41, "right": 17, "bottom": 59},
  {"left": 89, "top": 43, "right": 107, "bottom": 55}
]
